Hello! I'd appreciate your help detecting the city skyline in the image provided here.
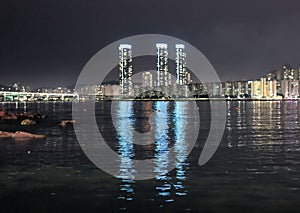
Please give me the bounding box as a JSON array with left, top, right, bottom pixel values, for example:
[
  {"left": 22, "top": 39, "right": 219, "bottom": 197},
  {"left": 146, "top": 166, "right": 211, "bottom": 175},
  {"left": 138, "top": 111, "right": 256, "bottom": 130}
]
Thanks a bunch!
[{"left": 2, "top": 63, "right": 300, "bottom": 96}]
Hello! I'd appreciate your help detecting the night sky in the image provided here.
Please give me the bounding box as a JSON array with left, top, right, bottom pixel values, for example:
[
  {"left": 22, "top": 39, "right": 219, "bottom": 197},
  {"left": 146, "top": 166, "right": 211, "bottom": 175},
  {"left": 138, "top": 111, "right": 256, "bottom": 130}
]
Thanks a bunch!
[{"left": 1, "top": 0, "right": 300, "bottom": 89}]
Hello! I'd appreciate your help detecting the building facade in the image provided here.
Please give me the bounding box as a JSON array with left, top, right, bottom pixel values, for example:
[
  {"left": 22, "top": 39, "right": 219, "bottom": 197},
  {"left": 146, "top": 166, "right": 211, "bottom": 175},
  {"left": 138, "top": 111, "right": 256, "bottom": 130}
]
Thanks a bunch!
[
  {"left": 142, "top": 71, "right": 153, "bottom": 88},
  {"left": 175, "top": 44, "right": 187, "bottom": 85},
  {"left": 119, "top": 44, "right": 133, "bottom": 96},
  {"left": 156, "top": 43, "right": 169, "bottom": 88}
]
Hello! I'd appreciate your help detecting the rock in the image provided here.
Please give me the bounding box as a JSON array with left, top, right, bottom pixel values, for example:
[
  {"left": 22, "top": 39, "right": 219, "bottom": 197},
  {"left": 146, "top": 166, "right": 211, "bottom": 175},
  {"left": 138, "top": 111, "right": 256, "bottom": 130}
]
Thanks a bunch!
[
  {"left": 1, "top": 114, "right": 18, "bottom": 120},
  {"left": 0, "top": 130, "right": 46, "bottom": 139},
  {"left": 21, "top": 119, "right": 37, "bottom": 126},
  {"left": 59, "top": 120, "right": 76, "bottom": 126},
  {"left": 0, "top": 131, "right": 14, "bottom": 137},
  {"left": 12, "top": 131, "right": 46, "bottom": 138}
]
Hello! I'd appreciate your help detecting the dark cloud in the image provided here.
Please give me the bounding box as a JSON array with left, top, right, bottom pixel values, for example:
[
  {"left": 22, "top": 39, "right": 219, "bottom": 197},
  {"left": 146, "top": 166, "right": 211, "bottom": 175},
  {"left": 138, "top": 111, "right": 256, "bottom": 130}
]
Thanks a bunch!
[{"left": 1, "top": 0, "right": 300, "bottom": 88}]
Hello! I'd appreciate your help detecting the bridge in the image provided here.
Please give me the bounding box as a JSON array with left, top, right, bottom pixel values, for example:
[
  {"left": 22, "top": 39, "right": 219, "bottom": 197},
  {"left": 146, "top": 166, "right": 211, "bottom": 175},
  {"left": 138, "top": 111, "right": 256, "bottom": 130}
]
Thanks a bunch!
[{"left": 0, "top": 91, "right": 78, "bottom": 102}]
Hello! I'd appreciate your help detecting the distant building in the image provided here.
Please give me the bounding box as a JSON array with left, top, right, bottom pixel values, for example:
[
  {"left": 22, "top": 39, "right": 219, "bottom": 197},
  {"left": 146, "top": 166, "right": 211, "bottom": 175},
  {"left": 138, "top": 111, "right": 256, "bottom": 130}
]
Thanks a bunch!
[
  {"left": 119, "top": 44, "right": 133, "bottom": 96},
  {"left": 167, "top": 72, "right": 173, "bottom": 86},
  {"left": 249, "top": 78, "right": 277, "bottom": 98},
  {"left": 266, "top": 71, "right": 276, "bottom": 81},
  {"left": 283, "top": 64, "right": 295, "bottom": 80},
  {"left": 261, "top": 78, "right": 267, "bottom": 97},
  {"left": 225, "top": 82, "right": 233, "bottom": 97},
  {"left": 53, "top": 86, "right": 70, "bottom": 93},
  {"left": 207, "top": 82, "right": 222, "bottom": 97},
  {"left": 232, "top": 81, "right": 239, "bottom": 97},
  {"left": 266, "top": 80, "right": 277, "bottom": 98},
  {"left": 237, "top": 81, "right": 248, "bottom": 97},
  {"left": 281, "top": 80, "right": 299, "bottom": 98},
  {"left": 142, "top": 72, "right": 153, "bottom": 88},
  {"left": 11, "top": 83, "right": 31, "bottom": 92},
  {"left": 103, "top": 84, "right": 120, "bottom": 97},
  {"left": 186, "top": 70, "right": 191, "bottom": 84},
  {"left": 250, "top": 80, "right": 261, "bottom": 98}
]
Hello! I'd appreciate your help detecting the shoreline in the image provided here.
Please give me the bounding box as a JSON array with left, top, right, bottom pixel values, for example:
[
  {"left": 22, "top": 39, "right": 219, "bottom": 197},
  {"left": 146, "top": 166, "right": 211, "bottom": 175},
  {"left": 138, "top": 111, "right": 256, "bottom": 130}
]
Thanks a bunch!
[{"left": 0, "top": 98, "right": 299, "bottom": 102}]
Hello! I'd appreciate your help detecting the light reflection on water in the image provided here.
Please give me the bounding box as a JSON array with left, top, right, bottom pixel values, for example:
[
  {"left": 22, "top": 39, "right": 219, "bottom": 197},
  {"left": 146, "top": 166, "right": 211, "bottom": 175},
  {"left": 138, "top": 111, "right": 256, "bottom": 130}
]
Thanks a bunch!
[
  {"left": 1, "top": 101, "right": 300, "bottom": 212},
  {"left": 114, "top": 101, "right": 136, "bottom": 202},
  {"left": 113, "top": 101, "right": 190, "bottom": 207}
]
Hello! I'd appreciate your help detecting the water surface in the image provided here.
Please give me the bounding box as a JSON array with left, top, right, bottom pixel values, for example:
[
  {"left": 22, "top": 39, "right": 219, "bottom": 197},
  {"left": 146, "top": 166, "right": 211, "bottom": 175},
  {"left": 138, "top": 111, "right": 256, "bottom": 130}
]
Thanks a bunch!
[{"left": 1, "top": 101, "right": 300, "bottom": 212}]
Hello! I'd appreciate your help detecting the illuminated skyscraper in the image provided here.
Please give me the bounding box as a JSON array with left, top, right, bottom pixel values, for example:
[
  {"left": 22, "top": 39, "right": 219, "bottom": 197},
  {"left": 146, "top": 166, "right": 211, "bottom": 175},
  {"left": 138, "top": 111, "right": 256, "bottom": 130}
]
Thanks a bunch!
[
  {"left": 142, "top": 71, "right": 153, "bottom": 88},
  {"left": 156, "top": 43, "right": 169, "bottom": 87},
  {"left": 175, "top": 44, "right": 188, "bottom": 85},
  {"left": 119, "top": 44, "right": 133, "bottom": 96}
]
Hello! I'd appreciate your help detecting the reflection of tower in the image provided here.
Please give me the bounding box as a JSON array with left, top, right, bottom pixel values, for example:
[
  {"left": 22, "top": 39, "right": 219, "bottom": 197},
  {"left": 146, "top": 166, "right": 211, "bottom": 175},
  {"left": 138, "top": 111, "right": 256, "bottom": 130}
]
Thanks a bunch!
[
  {"left": 119, "top": 44, "right": 133, "bottom": 96},
  {"left": 154, "top": 101, "right": 171, "bottom": 200},
  {"left": 156, "top": 43, "right": 169, "bottom": 87},
  {"left": 173, "top": 102, "right": 188, "bottom": 196},
  {"left": 115, "top": 102, "right": 136, "bottom": 202},
  {"left": 153, "top": 101, "right": 189, "bottom": 202},
  {"left": 142, "top": 72, "right": 153, "bottom": 88}
]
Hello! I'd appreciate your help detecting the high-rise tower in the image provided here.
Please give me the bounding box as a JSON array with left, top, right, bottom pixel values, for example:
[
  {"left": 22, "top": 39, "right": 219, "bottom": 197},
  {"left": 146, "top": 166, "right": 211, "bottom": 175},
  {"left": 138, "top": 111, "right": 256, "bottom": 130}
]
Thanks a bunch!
[
  {"left": 175, "top": 44, "right": 187, "bottom": 85},
  {"left": 175, "top": 44, "right": 190, "bottom": 85},
  {"left": 119, "top": 44, "right": 133, "bottom": 96},
  {"left": 156, "top": 43, "right": 169, "bottom": 87}
]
